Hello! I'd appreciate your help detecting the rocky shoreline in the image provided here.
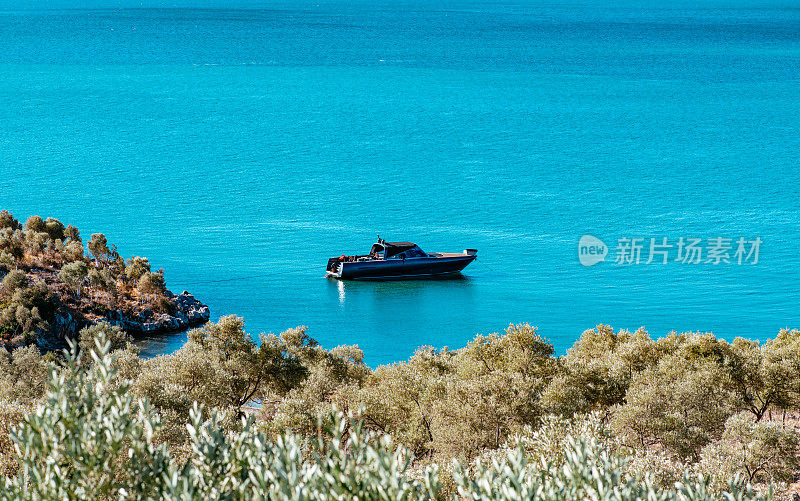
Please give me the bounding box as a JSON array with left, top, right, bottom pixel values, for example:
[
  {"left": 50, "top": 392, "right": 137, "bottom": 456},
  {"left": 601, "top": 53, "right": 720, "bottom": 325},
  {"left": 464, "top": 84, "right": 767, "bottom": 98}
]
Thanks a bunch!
[{"left": 36, "top": 291, "right": 210, "bottom": 351}]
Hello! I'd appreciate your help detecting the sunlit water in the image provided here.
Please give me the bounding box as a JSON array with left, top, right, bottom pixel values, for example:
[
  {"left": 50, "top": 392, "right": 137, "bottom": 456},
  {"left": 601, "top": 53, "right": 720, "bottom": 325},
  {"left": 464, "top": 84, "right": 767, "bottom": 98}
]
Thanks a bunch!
[{"left": 1, "top": 0, "right": 799, "bottom": 365}]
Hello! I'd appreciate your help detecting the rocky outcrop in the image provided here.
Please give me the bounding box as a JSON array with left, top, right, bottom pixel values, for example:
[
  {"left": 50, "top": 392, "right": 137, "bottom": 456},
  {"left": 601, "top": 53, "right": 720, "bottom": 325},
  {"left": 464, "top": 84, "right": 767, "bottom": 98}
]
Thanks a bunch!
[
  {"left": 37, "top": 308, "right": 88, "bottom": 351},
  {"left": 106, "top": 291, "right": 210, "bottom": 335},
  {"left": 33, "top": 290, "right": 210, "bottom": 351}
]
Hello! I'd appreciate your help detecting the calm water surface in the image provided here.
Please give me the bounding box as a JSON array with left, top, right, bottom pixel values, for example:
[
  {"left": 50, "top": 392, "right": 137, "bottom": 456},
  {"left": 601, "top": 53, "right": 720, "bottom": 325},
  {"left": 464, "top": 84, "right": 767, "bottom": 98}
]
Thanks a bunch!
[{"left": 1, "top": 0, "right": 799, "bottom": 364}]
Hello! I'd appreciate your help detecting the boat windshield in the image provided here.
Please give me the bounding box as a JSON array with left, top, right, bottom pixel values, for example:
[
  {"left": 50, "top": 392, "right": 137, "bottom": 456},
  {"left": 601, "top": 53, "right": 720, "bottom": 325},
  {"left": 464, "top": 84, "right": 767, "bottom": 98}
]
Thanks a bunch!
[
  {"left": 368, "top": 241, "right": 427, "bottom": 259},
  {"left": 369, "top": 243, "right": 384, "bottom": 256}
]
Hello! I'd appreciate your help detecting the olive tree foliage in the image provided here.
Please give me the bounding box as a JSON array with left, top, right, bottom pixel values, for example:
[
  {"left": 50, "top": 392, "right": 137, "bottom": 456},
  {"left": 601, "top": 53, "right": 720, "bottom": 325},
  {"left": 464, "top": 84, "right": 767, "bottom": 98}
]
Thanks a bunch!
[
  {"left": 133, "top": 316, "right": 309, "bottom": 446},
  {"left": 62, "top": 240, "right": 85, "bottom": 263},
  {"left": 539, "top": 327, "right": 800, "bottom": 466},
  {"left": 64, "top": 224, "right": 81, "bottom": 244},
  {"left": 0, "top": 401, "right": 29, "bottom": 477},
  {"left": 0, "top": 240, "right": 24, "bottom": 271},
  {"left": 0, "top": 336, "right": 436, "bottom": 501},
  {"left": 728, "top": 337, "right": 797, "bottom": 422},
  {"left": 759, "top": 329, "right": 800, "bottom": 411},
  {"left": 58, "top": 260, "right": 89, "bottom": 298},
  {"left": 126, "top": 256, "right": 151, "bottom": 282},
  {"left": 0, "top": 210, "right": 21, "bottom": 231},
  {"left": 431, "top": 324, "right": 558, "bottom": 459},
  {"left": 43, "top": 217, "right": 65, "bottom": 242},
  {"left": 87, "top": 232, "right": 111, "bottom": 263},
  {"left": 354, "top": 347, "right": 454, "bottom": 459},
  {"left": 184, "top": 316, "right": 309, "bottom": 408},
  {"left": 1, "top": 338, "right": 172, "bottom": 501},
  {"left": 610, "top": 333, "right": 742, "bottom": 459},
  {"left": 541, "top": 325, "right": 662, "bottom": 417},
  {"left": 699, "top": 411, "right": 799, "bottom": 487},
  {"left": 1, "top": 269, "right": 27, "bottom": 293},
  {"left": 0, "top": 345, "right": 50, "bottom": 404},
  {"left": 78, "top": 321, "right": 133, "bottom": 356},
  {"left": 88, "top": 267, "right": 114, "bottom": 295},
  {"left": 0, "top": 347, "right": 47, "bottom": 477},
  {"left": 306, "top": 324, "right": 560, "bottom": 462},
  {"left": 0, "top": 279, "right": 54, "bottom": 344},
  {"left": 22, "top": 215, "right": 45, "bottom": 234},
  {"left": 267, "top": 327, "right": 371, "bottom": 436},
  {"left": 137, "top": 271, "right": 166, "bottom": 299},
  {"left": 611, "top": 352, "right": 737, "bottom": 460},
  {"left": 452, "top": 432, "right": 766, "bottom": 501},
  {"left": 0, "top": 251, "right": 15, "bottom": 271},
  {"left": 0, "top": 337, "right": 770, "bottom": 501},
  {"left": 178, "top": 407, "right": 439, "bottom": 501}
]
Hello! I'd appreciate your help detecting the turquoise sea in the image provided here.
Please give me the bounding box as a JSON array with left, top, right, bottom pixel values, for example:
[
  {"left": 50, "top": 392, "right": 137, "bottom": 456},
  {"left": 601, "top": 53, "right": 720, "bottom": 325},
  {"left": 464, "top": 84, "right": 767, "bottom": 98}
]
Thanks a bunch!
[{"left": 1, "top": 0, "right": 799, "bottom": 364}]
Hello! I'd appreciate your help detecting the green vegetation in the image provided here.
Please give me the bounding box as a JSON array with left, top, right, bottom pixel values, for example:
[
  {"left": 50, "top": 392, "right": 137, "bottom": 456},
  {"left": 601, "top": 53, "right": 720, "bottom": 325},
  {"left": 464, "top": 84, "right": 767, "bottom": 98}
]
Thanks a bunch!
[
  {"left": 0, "top": 210, "right": 175, "bottom": 346},
  {"left": 0, "top": 318, "right": 798, "bottom": 499},
  {"left": 0, "top": 334, "right": 787, "bottom": 501}
]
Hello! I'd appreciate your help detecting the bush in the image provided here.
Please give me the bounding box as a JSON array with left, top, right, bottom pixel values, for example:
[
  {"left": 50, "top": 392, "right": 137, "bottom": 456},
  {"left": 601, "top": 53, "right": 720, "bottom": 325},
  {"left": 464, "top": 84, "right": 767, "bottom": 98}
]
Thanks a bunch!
[
  {"left": 78, "top": 321, "right": 131, "bottom": 356},
  {"left": 58, "top": 261, "right": 88, "bottom": 298},
  {"left": 0, "top": 211, "right": 21, "bottom": 231},
  {"left": 43, "top": 218, "right": 65, "bottom": 241},
  {"left": 152, "top": 296, "right": 176, "bottom": 315},
  {"left": 0, "top": 338, "right": 770, "bottom": 501},
  {"left": 1, "top": 270, "right": 27, "bottom": 294},
  {"left": 126, "top": 256, "right": 151, "bottom": 282},
  {"left": 0, "top": 280, "right": 54, "bottom": 343},
  {"left": 137, "top": 271, "right": 166, "bottom": 297},
  {"left": 700, "top": 411, "right": 799, "bottom": 486},
  {"left": 22, "top": 215, "right": 44, "bottom": 234}
]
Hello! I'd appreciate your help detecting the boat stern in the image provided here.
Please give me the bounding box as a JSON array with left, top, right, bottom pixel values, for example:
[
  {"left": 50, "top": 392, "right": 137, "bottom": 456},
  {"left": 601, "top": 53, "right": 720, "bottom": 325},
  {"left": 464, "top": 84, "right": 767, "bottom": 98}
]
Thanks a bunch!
[{"left": 326, "top": 257, "right": 343, "bottom": 277}]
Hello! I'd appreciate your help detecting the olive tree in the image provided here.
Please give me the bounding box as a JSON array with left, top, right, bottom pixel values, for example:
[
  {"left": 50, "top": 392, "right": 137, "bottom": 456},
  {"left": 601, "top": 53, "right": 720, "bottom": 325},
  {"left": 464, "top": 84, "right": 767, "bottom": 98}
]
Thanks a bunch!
[
  {"left": 135, "top": 316, "right": 308, "bottom": 425},
  {"left": 353, "top": 347, "right": 452, "bottom": 458},
  {"left": 58, "top": 261, "right": 88, "bottom": 298},
  {"left": 0, "top": 345, "right": 49, "bottom": 404},
  {"left": 728, "top": 337, "right": 796, "bottom": 422},
  {"left": 268, "top": 337, "right": 370, "bottom": 437},
  {"left": 64, "top": 224, "right": 81, "bottom": 243},
  {"left": 43, "top": 217, "right": 65, "bottom": 241},
  {"left": 87, "top": 232, "right": 110, "bottom": 262},
  {"left": 63, "top": 240, "right": 85, "bottom": 263},
  {"left": 137, "top": 271, "right": 166, "bottom": 298},
  {"left": 87, "top": 233, "right": 120, "bottom": 269},
  {"left": 78, "top": 321, "right": 132, "bottom": 356},
  {"left": 22, "top": 215, "right": 45, "bottom": 233},
  {"left": 0, "top": 251, "right": 15, "bottom": 271},
  {"left": 541, "top": 325, "right": 660, "bottom": 416},
  {"left": 700, "top": 411, "right": 799, "bottom": 485},
  {"left": 611, "top": 350, "right": 737, "bottom": 459},
  {"left": 2, "top": 338, "right": 172, "bottom": 500},
  {"left": 1, "top": 269, "right": 27, "bottom": 294},
  {"left": 0, "top": 210, "right": 21, "bottom": 231},
  {"left": 0, "top": 281, "right": 53, "bottom": 344},
  {"left": 126, "top": 256, "right": 151, "bottom": 282}
]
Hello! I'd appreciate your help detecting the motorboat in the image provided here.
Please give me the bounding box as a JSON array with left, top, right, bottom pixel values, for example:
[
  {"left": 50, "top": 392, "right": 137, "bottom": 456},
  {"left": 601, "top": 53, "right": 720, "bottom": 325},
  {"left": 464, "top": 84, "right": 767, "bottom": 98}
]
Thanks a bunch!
[{"left": 326, "top": 237, "right": 477, "bottom": 280}]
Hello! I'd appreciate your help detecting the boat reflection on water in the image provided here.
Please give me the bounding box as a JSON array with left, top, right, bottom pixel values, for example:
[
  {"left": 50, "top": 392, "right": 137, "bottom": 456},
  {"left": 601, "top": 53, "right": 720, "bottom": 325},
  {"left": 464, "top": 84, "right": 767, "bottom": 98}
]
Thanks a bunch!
[{"left": 329, "top": 272, "right": 473, "bottom": 305}]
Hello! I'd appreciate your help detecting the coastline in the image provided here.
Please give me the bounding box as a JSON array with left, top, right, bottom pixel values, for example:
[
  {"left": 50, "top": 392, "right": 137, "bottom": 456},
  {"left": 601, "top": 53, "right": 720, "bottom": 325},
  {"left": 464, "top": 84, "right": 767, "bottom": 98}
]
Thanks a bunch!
[{"left": 36, "top": 289, "right": 210, "bottom": 351}]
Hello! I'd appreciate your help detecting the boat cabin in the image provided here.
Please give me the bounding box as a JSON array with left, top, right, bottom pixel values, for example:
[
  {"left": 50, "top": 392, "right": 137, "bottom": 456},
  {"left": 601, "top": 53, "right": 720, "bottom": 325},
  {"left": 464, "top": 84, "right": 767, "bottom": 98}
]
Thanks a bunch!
[{"left": 369, "top": 241, "right": 428, "bottom": 260}]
